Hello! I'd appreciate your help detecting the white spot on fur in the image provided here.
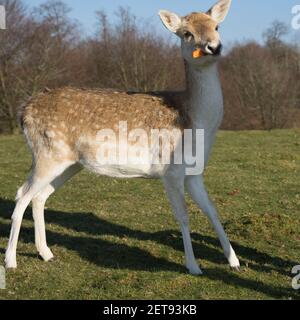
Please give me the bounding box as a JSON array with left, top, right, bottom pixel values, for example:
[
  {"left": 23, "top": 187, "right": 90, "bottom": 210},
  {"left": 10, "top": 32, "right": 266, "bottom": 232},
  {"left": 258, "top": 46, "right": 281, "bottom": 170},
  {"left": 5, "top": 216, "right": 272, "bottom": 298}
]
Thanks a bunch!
[{"left": 45, "top": 130, "right": 55, "bottom": 138}]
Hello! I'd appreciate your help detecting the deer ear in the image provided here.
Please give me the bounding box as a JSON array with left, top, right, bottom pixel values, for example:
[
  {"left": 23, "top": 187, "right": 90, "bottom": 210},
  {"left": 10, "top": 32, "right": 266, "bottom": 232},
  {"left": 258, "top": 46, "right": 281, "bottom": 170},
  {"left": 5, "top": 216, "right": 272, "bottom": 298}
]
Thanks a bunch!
[
  {"left": 158, "top": 10, "right": 182, "bottom": 33},
  {"left": 207, "top": 0, "right": 232, "bottom": 24}
]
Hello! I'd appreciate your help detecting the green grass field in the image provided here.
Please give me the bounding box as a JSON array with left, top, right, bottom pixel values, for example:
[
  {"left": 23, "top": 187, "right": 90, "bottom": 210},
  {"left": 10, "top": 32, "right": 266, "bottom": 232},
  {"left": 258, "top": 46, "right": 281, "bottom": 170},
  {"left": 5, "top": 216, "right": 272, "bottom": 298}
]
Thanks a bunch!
[{"left": 0, "top": 130, "right": 299, "bottom": 300}]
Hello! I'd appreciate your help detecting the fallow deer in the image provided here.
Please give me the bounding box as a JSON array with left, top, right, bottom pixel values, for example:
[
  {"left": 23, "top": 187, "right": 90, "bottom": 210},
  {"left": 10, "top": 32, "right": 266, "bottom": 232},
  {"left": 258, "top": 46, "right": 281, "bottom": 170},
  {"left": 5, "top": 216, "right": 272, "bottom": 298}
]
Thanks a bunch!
[{"left": 5, "top": 0, "right": 240, "bottom": 275}]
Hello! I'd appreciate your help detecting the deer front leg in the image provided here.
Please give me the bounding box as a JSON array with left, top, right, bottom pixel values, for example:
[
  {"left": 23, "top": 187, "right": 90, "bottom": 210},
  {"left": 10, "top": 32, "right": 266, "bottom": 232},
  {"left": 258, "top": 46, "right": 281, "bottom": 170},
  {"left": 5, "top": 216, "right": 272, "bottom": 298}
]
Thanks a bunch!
[
  {"left": 163, "top": 174, "right": 202, "bottom": 275},
  {"left": 186, "top": 175, "right": 240, "bottom": 269}
]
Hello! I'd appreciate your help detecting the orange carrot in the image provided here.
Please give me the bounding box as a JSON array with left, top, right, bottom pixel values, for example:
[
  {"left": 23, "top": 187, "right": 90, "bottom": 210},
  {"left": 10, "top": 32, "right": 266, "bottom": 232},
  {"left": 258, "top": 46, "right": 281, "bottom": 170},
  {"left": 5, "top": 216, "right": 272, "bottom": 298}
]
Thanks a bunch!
[{"left": 192, "top": 49, "right": 204, "bottom": 59}]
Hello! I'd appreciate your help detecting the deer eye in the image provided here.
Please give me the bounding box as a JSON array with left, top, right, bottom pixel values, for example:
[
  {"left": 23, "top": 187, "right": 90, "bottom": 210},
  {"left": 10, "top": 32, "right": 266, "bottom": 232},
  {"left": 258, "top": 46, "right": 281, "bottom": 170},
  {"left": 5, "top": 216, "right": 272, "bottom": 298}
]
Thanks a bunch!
[
  {"left": 215, "top": 25, "right": 219, "bottom": 31},
  {"left": 183, "top": 31, "right": 194, "bottom": 41}
]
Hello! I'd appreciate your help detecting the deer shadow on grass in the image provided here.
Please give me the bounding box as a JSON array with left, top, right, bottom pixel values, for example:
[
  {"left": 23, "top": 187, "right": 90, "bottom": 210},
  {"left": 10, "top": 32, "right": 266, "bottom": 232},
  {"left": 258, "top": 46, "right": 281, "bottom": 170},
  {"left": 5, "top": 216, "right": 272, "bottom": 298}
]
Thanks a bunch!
[
  {"left": 0, "top": 199, "right": 184, "bottom": 273},
  {"left": 0, "top": 198, "right": 298, "bottom": 299}
]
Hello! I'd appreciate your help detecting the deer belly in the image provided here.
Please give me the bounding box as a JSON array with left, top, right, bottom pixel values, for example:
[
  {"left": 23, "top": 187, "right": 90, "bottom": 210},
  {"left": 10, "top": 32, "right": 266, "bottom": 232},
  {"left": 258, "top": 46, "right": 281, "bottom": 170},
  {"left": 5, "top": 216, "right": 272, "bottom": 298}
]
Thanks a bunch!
[
  {"left": 77, "top": 139, "right": 170, "bottom": 178},
  {"left": 82, "top": 161, "right": 169, "bottom": 178}
]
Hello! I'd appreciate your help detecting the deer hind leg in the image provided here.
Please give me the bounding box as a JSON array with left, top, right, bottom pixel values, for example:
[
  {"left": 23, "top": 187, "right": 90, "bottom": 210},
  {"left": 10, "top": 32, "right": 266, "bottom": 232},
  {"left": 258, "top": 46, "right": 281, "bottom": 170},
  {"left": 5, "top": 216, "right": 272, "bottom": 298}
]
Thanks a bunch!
[
  {"left": 163, "top": 174, "right": 202, "bottom": 276},
  {"left": 5, "top": 160, "right": 76, "bottom": 269},
  {"left": 186, "top": 175, "right": 240, "bottom": 269},
  {"left": 32, "top": 164, "right": 82, "bottom": 262}
]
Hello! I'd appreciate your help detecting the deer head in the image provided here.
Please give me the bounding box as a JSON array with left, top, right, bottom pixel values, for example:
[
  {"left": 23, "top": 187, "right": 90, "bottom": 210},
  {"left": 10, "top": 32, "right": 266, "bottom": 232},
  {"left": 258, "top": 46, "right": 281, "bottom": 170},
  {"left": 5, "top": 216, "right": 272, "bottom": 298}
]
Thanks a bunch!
[{"left": 159, "top": 0, "right": 232, "bottom": 66}]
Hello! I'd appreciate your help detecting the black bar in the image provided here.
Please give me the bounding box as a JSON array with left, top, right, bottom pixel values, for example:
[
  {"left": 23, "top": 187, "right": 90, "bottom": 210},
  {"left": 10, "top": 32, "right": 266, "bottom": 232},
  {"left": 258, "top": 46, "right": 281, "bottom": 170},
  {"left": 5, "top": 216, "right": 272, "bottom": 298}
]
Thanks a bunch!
[{"left": 0, "top": 300, "right": 297, "bottom": 318}]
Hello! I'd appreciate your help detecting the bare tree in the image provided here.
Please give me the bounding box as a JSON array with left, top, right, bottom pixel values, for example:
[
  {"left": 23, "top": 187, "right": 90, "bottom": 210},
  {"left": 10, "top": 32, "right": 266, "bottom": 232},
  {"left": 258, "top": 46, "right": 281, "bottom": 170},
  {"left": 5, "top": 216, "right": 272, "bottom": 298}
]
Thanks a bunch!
[
  {"left": 263, "top": 20, "right": 289, "bottom": 50},
  {"left": 0, "top": 0, "right": 30, "bottom": 132},
  {"left": 87, "top": 7, "right": 184, "bottom": 92},
  {"left": 221, "top": 38, "right": 300, "bottom": 130},
  {"left": 0, "top": 0, "right": 80, "bottom": 133}
]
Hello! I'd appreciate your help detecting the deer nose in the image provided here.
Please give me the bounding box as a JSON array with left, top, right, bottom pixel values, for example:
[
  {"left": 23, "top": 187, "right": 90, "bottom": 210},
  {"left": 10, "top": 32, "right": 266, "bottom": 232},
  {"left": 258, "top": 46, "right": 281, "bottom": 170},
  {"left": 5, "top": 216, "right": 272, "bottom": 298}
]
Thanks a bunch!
[{"left": 207, "top": 43, "right": 223, "bottom": 55}]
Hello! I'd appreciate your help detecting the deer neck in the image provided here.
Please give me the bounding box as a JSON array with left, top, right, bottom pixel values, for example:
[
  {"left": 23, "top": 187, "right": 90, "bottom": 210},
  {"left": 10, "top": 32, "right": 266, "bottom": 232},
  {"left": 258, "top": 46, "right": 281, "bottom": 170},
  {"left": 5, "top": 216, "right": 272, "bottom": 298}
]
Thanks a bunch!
[{"left": 185, "top": 61, "right": 223, "bottom": 131}]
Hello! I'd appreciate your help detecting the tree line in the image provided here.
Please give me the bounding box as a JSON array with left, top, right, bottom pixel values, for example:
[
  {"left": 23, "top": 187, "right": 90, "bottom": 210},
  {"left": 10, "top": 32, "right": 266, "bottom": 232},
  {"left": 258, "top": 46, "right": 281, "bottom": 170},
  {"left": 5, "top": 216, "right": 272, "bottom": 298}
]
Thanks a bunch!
[{"left": 0, "top": 0, "right": 299, "bottom": 133}]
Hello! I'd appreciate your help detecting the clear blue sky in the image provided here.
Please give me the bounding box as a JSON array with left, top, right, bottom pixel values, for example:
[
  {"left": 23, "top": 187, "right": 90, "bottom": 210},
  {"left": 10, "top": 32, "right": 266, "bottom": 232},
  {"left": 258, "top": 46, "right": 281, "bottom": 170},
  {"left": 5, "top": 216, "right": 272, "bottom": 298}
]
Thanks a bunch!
[{"left": 24, "top": 0, "right": 299, "bottom": 45}]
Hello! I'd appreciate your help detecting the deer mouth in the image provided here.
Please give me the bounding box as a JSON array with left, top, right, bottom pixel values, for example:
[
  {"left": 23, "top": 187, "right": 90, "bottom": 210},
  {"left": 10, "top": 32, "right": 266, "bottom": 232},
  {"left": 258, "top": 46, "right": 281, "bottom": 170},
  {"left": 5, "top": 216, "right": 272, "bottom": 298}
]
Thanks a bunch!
[{"left": 192, "top": 43, "right": 222, "bottom": 59}]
